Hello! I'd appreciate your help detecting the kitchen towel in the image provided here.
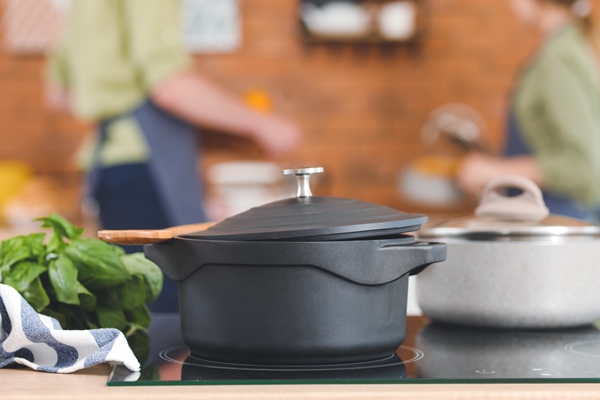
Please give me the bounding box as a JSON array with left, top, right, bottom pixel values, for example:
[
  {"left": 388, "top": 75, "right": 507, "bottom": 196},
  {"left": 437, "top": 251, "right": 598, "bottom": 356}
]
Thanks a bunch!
[{"left": 0, "top": 283, "right": 140, "bottom": 374}]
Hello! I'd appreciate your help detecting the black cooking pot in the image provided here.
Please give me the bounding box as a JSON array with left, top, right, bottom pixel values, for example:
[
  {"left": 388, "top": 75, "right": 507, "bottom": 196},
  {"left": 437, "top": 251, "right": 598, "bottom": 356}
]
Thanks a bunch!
[
  {"left": 101, "top": 167, "right": 446, "bottom": 365},
  {"left": 180, "top": 354, "right": 408, "bottom": 381}
]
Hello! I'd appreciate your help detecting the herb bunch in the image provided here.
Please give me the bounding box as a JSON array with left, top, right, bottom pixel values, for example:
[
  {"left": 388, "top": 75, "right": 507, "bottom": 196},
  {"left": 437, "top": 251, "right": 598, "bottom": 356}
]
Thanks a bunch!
[{"left": 0, "top": 214, "right": 162, "bottom": 363}]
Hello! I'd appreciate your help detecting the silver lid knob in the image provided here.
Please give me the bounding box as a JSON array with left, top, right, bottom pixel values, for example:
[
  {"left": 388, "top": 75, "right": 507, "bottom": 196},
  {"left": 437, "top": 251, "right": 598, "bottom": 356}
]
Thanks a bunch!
[{"left": 282, "top": 167, "right": 324, "bottom": 198}]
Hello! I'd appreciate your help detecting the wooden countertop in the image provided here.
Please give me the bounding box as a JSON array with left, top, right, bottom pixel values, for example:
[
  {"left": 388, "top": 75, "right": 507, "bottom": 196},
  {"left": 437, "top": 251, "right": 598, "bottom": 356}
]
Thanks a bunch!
[{"left": 4, "top": 364, "right": 600, "bottom": 400}]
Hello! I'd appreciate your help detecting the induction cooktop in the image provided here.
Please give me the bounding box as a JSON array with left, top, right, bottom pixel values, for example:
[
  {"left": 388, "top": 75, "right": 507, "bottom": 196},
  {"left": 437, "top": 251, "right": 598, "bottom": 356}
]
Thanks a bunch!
[{"left": 108, "top": 315, "right": 600, "bottom": 386}]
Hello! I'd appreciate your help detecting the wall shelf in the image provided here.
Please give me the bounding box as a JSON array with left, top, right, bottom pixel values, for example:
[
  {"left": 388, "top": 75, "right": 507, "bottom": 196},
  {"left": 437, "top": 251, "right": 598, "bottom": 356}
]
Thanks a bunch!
[{"left": 299, "top": 0, "right": 427, "bottom": 47}]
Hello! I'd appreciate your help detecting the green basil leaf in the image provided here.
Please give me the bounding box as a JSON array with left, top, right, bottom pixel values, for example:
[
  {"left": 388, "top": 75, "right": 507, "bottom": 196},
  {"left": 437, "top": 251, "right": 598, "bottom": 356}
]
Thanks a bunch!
[
  {"left": 84, "top": 314, "right": 99, "bottom": 330},
  {"left": 76, "top": 282, "right": 97, "bottom": 312},
  {"left": 22, "top": 277, "right": 50, "bottom": 312},
  {"left": 4, "top": 261, "right": 47, "bottom": 292},
  {"left": 26, "top": 233, "right": 46, "bottom": 257},
  {"left": 41, "top": 308, "right": 67, "bottom": 329},
  {"left": 65, "top": 238, "right": 130, "bottom": 290},
  {"left": 125, "top": 305, "right": 151, "bottom": 329},
  {"left": 47, "top": 231, "right": 64, "bottom": 253},
  {"left": 126, "top": 329, "right": 150, "bottom": 366},
  {"left": 98, "top": 275, "right": 146, "bottom": 311},
  {"left": 0, "top": 233, "right": 45, "bottom": 270},
  {"left": 96, "top": 307, "right": 128, "bottom": 331},
  {"left": 108, "top": 244, "right": 126, "bottom": 257},
  {"left": 35, "top": 213, "right": 84, "bottom": 241},
  {"left": 0, "top": 236, "right": 29, "bottom": 271},
  {"left": 48, "top": 256, "right": 79, "bottom": 305},
  {"left": 51, "top": 303, "right": 89, "bottom": 331},
  {"left": 120, "top": 253, "right": 163, "bottom": 302}
]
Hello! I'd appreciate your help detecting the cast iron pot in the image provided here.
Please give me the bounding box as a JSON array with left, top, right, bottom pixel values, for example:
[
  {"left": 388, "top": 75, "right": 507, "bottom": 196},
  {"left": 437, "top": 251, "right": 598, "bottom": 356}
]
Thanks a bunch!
[
  {"left": 100, "top": 167, "right": 446, "bottom": 365},
  {"left": 418, "top": 175, "right": 600, "bottom": 329}
]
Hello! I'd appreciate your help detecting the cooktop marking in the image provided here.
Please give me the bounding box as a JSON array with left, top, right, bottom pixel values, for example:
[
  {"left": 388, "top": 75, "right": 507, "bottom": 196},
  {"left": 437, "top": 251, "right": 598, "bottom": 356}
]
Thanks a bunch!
[
  {"left": 158, "top": 345, "right": 424, "bottom": 370},
  {"left": 565, "top": 340, "right": 600, "bottom": 358}
]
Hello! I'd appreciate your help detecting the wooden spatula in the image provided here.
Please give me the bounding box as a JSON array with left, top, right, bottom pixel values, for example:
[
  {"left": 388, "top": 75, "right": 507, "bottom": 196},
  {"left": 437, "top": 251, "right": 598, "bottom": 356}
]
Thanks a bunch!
[{"left": 98, "top": 222, "right": 215, "bottom": 246}]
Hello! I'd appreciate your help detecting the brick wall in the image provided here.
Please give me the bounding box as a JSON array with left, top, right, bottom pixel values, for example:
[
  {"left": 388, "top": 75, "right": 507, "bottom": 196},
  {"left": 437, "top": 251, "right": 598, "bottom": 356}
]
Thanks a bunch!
[{"left": 0, "top": 0, "right": 595, "bottom": 217}]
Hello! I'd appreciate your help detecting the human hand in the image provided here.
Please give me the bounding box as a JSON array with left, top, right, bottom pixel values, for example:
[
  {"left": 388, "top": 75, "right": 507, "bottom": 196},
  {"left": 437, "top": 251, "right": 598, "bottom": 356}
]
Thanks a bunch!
[
  {"left": 457, "top": 152, "right": 545, "bottom": 196},
  {"left": 44, "top": 84, "right": 71, "bottom": 113},
  {"left": 251, "top": 115, "right": 302, "bottom": 158}
]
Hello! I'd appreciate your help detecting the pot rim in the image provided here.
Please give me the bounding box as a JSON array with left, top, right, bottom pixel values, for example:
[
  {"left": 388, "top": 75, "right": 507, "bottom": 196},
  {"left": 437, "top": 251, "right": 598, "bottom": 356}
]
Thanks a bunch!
[{"left": 420, "top": 215, "right": 600, "bottom": 241}]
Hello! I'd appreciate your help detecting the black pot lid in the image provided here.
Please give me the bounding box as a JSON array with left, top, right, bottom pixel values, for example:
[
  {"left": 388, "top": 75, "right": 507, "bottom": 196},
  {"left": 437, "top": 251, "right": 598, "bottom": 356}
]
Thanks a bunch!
[{"left": 185, "top": 167, "right": 427, "bottom": 241}]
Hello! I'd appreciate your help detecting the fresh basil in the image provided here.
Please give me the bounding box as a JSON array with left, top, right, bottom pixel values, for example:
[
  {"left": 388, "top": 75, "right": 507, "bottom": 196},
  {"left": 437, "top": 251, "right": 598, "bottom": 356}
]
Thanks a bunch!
[
  {"left": 75, "top": 281, "right": 97, "bottom": 312},
  {"left": 3, "top": 261, "right": 47, "bottom": 292},
  {"left": 0, "top": 233, "right": 45, "bottom": 271},
  {"left": 21, "top": 277, "right": 50, "bottom": 312},
  {"left": 126, "top": 328, "right": 151, "bottom": 366},
  {"left": 48, "top": 256, "right": 79, "bottom": 305},
  {"left": 97, "top": 274, "right": 147, "bottom": 311},
  {"left": 125, "top": 305, "right": 151, "bottom": 330},
  {"left": 96, "top": 307, "right": 128, "bottom": 332},
  {"left": 36, "top": 213, "right": 84, "bottom": 241},
  {"left": 65, "top": 238, "right": 130, "bottom": 290},
  {"left": 0, "top": 214, "right": 163, "bottom": 364},
  {"left": 121, "top": 253, "right": 163, "bottom": 303}
]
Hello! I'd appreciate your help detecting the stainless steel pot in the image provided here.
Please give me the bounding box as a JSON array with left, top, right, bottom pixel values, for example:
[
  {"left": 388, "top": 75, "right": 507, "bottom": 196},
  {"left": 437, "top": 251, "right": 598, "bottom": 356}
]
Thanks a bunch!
[{"left": 418, "top": 175, "right": 600, "bottom": 329}]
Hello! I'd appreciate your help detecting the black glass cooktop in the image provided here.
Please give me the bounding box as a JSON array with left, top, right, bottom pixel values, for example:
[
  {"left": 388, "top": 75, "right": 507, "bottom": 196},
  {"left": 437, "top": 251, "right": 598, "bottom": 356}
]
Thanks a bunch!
[{"left": 108, "top": 315, "right": 600, "bottom": 386}]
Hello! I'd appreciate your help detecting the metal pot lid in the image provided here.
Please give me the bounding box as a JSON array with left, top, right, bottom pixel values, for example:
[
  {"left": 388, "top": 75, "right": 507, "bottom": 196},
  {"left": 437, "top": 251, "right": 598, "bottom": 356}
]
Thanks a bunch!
[
  {"left": 186, "top": 167, "right": 427, "bottom": 241},
  {"left": 420, "top": 175, "right": 600, "bottom": 239}
]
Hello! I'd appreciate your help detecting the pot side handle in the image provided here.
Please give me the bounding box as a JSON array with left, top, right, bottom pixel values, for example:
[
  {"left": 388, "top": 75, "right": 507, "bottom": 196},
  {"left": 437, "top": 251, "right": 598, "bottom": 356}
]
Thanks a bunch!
[
  {"left": 380, "top": 240, "right": 447, "bottom": 277},
  {"left": 98, "top": 222, "right": 216, "bottom": 245}
]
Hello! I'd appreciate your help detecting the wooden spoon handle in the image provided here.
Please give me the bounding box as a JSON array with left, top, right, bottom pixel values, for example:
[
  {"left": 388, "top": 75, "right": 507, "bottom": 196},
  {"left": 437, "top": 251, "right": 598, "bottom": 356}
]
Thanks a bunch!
[{"left": 98, "top": 222, "right": 216, "bottom": 245}]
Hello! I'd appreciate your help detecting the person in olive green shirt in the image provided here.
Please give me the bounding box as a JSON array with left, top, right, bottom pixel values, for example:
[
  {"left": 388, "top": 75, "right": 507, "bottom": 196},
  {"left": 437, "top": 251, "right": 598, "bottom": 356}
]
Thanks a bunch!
[
  {"left": 46, "top": 0, "right": 301, "bottom": 312},
  {"left": 457, "top": 0, "right": 600, "bottom": 219}
]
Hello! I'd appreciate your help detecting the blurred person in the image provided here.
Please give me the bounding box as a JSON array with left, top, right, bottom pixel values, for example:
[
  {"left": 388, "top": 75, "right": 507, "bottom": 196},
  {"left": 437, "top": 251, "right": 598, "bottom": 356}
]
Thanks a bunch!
[
  {"left": 457, "top": 0, "right": 600, "bottom": 220},
  {"left": 45, "top": 0, "right": 301, "bottom": 312}
]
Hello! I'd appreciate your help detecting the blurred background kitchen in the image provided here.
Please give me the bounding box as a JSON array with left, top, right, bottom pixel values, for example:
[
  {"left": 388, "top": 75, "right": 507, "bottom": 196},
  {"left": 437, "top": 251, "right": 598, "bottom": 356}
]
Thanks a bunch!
[{"left": 0, "top": 0, "right": 599, "bottom": 230}]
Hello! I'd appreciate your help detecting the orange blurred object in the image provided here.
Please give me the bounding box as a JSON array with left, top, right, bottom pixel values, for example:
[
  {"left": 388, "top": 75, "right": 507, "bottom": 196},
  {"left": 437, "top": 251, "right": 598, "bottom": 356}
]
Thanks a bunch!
[
  {"left": 243, "top": 89, "right": 273, "bottom": 113},
  {"left": 412, "top": 155, "right": 461, "bottom": 177},
  {"left": 3, "top": 178, "right": 64, "bottom": 227},
  {"left": 0, "top": 161, "right": 33, "bottom": 222}
]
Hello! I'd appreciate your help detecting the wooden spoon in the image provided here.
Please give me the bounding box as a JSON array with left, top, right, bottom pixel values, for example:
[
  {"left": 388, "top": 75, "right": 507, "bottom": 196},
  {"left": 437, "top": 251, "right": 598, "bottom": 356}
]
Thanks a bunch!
[{"left": 98, "top": 222, "right": 216, "bottom": 246}]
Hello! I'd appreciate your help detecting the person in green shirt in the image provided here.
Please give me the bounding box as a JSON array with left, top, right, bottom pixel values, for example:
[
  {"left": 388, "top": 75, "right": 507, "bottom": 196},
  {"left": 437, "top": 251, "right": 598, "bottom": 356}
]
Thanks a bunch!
[
  {"left": 46, "top": 0, "right": 301, "bottom": 312},
  {"left": 457, "top": 0, "right": 600, "bottom": 220}
]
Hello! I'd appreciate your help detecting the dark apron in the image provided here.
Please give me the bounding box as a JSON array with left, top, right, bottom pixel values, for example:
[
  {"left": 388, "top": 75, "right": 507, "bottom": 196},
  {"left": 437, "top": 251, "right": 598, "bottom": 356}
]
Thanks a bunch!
[
  {"left": 90, "top": 100, "right": 206, "bottom": 226},
  {"left": 505, "top": 111, "right": 590, "bottom": 220},
  {"left": 89, "top": 100, "right": 207, "bottom": 313}
]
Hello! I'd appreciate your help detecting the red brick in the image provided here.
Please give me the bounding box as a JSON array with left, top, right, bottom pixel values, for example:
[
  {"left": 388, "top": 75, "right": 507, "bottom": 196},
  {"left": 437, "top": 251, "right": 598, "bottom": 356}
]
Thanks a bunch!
[{"left": 0, "top": 0, "right": 578, "bottom": 217}]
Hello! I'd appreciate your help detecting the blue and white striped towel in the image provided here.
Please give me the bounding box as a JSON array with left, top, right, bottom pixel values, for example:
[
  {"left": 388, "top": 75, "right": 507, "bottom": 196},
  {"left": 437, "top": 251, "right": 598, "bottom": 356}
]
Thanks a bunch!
[{"left": 0, "top": 283, "right": 140, "bottom": 374}]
